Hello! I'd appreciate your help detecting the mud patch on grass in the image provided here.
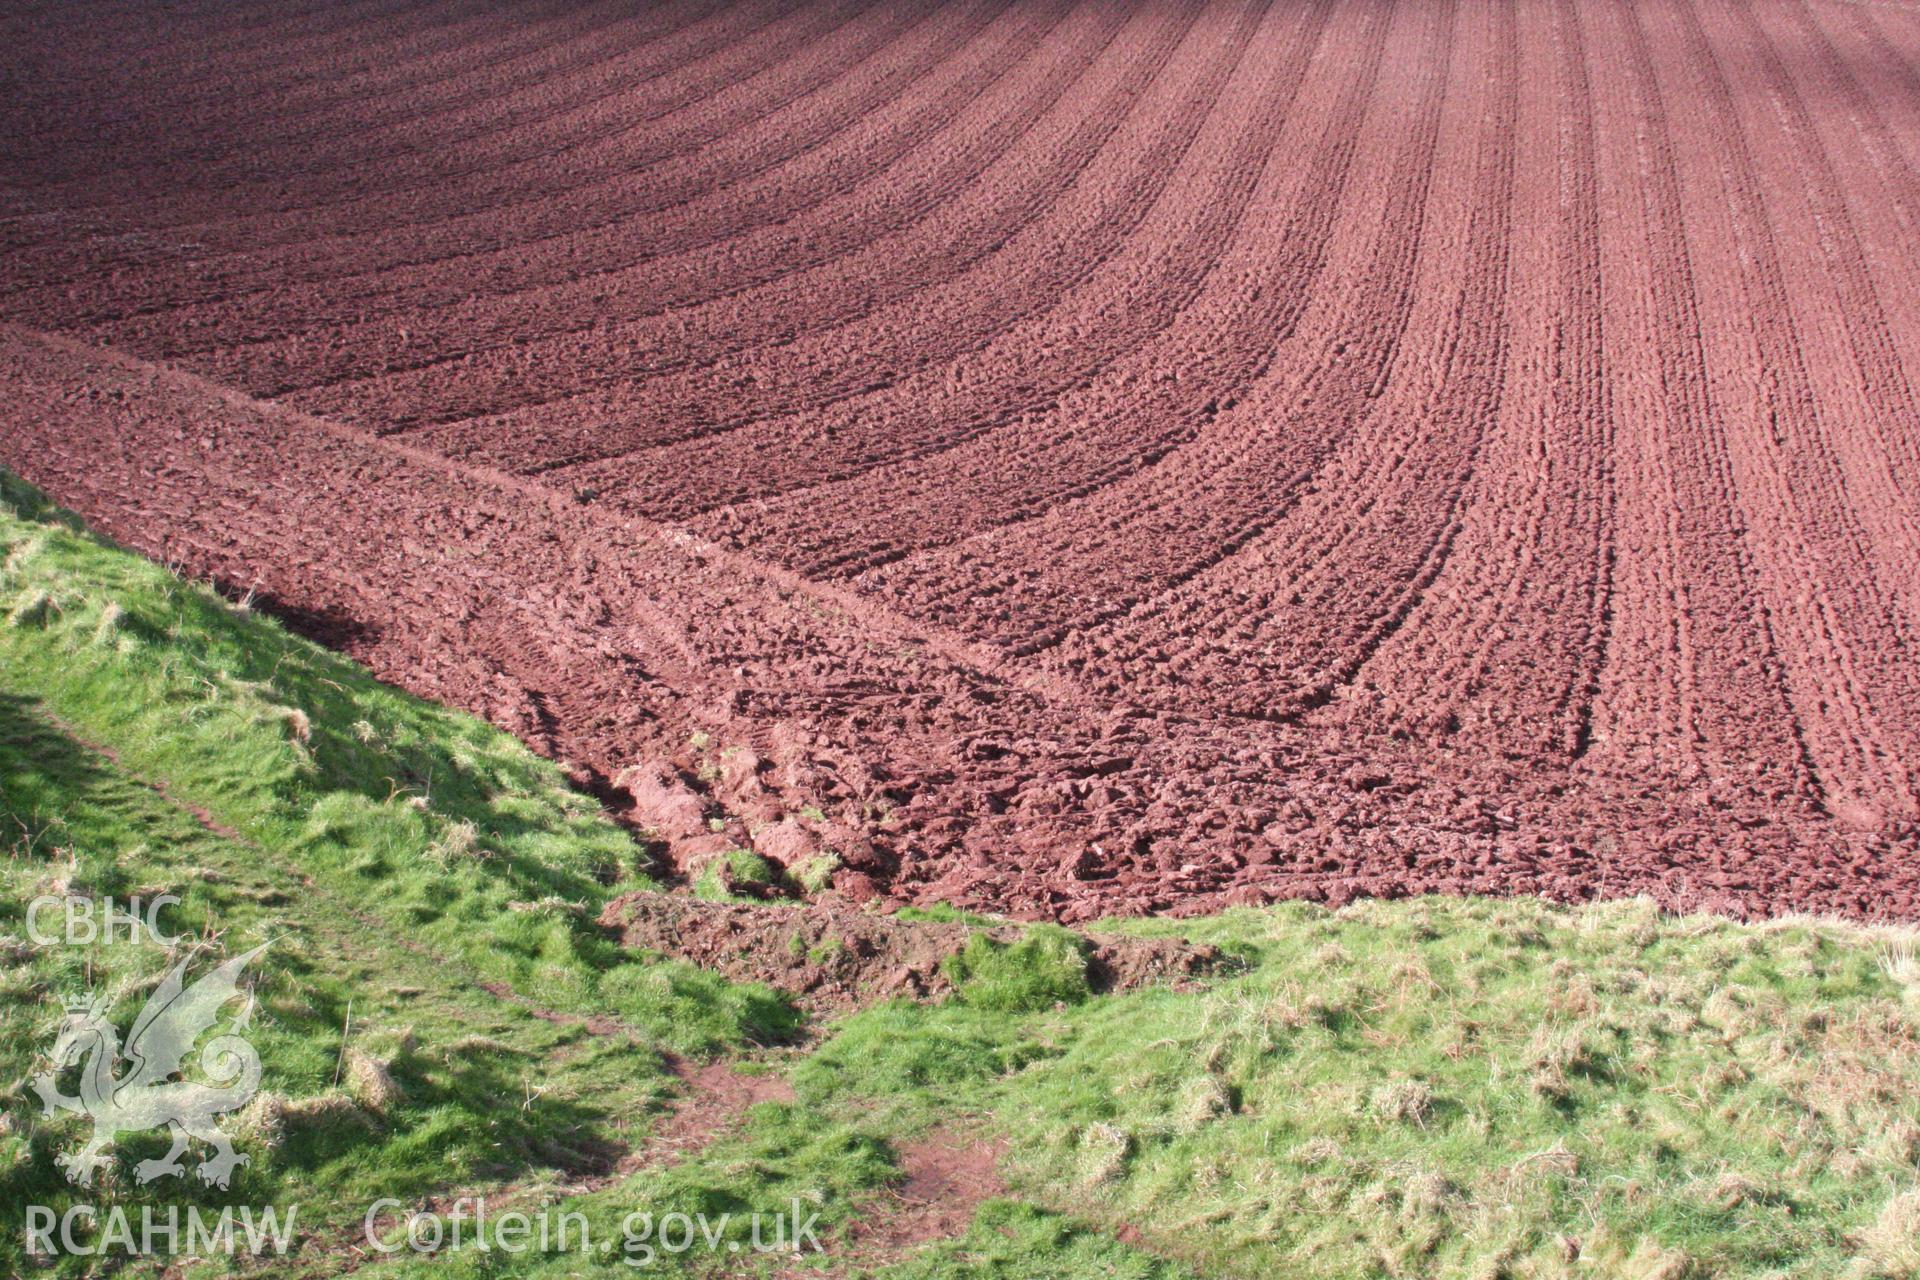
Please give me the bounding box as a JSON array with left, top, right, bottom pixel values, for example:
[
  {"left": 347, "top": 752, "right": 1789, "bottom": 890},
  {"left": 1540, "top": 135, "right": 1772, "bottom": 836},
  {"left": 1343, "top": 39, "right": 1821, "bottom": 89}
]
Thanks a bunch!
[{"left": 600, "top": 891, "right": 1226, "bottom": 1010}]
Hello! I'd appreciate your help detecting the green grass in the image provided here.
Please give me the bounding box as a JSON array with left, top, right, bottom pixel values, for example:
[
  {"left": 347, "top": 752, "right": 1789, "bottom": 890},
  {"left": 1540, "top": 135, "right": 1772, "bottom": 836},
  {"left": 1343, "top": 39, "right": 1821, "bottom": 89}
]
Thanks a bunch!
[
  {"left": 790, "top": 901, "right": 1920, "bottom": 1278},
  {"left": 886, "top": 1201, "right": 1196, "bottom": 1279},
  {"left": 0, "top": 696, "right": 682, "bottom": 1273},
  {"left": 6, "top": 472, "right": 1920, "bottom": 1279},
  {"left": 943, "top": 924, "right": 1093, "bottom": 1013},
  {"left": 692, "top": 848, "right": 781, "bottom": 902}
]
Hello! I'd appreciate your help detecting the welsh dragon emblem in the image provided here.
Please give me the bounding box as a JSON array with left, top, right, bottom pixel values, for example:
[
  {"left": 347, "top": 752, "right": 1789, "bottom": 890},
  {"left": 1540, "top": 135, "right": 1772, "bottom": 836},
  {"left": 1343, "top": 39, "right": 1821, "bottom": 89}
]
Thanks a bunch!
[{"left": 31, "top": 944, "right": 268, "bottom": 1188}]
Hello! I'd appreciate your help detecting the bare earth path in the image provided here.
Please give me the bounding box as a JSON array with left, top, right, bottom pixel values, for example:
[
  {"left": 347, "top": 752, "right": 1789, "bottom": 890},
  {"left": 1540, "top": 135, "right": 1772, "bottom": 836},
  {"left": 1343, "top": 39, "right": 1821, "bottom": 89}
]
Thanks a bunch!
[{"left": 4, "top": 0, "right": 1918, "bottom": 921}]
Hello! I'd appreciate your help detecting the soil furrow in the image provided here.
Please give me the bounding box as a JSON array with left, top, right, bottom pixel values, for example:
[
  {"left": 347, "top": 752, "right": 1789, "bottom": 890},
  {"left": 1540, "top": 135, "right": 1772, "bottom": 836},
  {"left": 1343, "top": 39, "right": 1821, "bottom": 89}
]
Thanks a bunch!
[{"left": 6, "top": 0, "right": 1919, "bottom": 923}]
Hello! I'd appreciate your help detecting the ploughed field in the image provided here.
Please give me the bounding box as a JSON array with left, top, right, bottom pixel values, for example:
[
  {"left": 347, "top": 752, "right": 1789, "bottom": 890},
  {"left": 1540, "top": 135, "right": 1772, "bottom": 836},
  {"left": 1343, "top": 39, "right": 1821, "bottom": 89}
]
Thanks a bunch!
[{"left": 3, "top": 0, "right": 1919, "bottom": 920}]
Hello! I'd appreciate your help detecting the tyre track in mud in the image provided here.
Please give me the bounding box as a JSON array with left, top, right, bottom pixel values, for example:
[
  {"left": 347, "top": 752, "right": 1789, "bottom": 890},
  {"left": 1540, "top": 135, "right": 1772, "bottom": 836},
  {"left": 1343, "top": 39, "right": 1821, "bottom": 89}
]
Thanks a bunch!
[
  {"left": 1338, "top": 0, "right": 1613, "bottom": 762},
  {"left": 1575, "top": 0, "right": 1823, "bottom": 816},
  {"left": 1651, "top": 0, "right": 1920, "bottom": 828}
]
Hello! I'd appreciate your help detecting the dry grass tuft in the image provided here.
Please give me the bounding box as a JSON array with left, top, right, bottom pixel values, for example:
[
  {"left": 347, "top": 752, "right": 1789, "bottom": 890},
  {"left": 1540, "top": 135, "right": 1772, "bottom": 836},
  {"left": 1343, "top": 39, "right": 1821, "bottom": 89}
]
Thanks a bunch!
[
  {"left": 1526, "top": 1024, "right": 1601, "bottom": 1100},
  {"left": 1399, "top": 1169, "right": 1461, "bottom": 1219},
  {"left": 2, "top": 535, "right": 44, "bottom": 577},
  {"left": 1309, "top": 941, "right": 1353, "bottom": 970},
  {"left": 1079, "top": 1123, "right": 1132, "bottom": 1185},
  {"left": 506, "top": 895, "right": 583, "bottom": 917},
  {"left": 426, "top": 818, "right": 483, "bottom": 865},
  {"left": 1882, "top": 940, "right": 1920, "bottom": 999},
  {"left": 91, "top": 601, "right": 126, "bottom": 647},
  {"left": 234, "top": 1092, "right": 288, "bottom": 1149},
  {"left": 1624, "top": 1239, "right": 1698, "bottom": 1280},
  {"left": 1175, "top": 1073, "right": 1235, "bottom": 1132},
  {"left": 346, "top": 1048, "right": 404, "bottom": 1114},
  {"left": 1708, "top": 1170, "right": 1763, "bottom": 1209},
  {"left": 1290, "top": 1136, "right": 1345, "bottom": 1166},
  {"left": 1372, "top": 1079, "right": 1435, "bottom": 1126},
  {"left": 284, "top": 1091, "right": 371, "bottom": 1130},
  {"left": 1857, "top": 1187, "right": 1920, "bottom": 1278}
]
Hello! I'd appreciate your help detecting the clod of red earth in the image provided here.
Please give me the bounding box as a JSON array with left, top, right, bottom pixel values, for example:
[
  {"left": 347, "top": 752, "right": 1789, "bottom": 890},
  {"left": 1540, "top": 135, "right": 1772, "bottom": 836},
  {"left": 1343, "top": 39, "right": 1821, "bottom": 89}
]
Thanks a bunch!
[
  {"left": 599, "top": 892, "right": 1226, "bottom": 1010},
  {"left": 615, "top": 763, "right": 710, "bottom": 841},
  {"left": 8, "top": 0, "right": 1920, "bottom": 924},
  {"left": 753, "top": 816, "right": 822, "bottom": 868}
]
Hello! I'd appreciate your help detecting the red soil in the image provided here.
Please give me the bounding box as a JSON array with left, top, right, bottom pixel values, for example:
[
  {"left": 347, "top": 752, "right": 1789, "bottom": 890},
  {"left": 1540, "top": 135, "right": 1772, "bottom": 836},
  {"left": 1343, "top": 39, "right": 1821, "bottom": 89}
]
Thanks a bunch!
[
  {"left": 4, "top": 0, "right": 1919, "bottom": 920},
  {"left": 599, "top": 892, "right": 1225, "bottom": 1008}
]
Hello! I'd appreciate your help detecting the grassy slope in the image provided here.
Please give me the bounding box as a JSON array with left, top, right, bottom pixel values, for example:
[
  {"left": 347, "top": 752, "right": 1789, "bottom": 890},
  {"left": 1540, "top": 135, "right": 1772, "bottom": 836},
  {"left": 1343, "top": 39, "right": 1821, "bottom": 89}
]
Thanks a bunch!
[
  {"left": 806, "top": 902, "right": 1920, "bottom": 1278},
  {"left": 4, "top": 473, "right": 1920, "bottom": 1279},
  {"left": 0, "top": 474, "right": 1157, "bottom": 1279}
]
